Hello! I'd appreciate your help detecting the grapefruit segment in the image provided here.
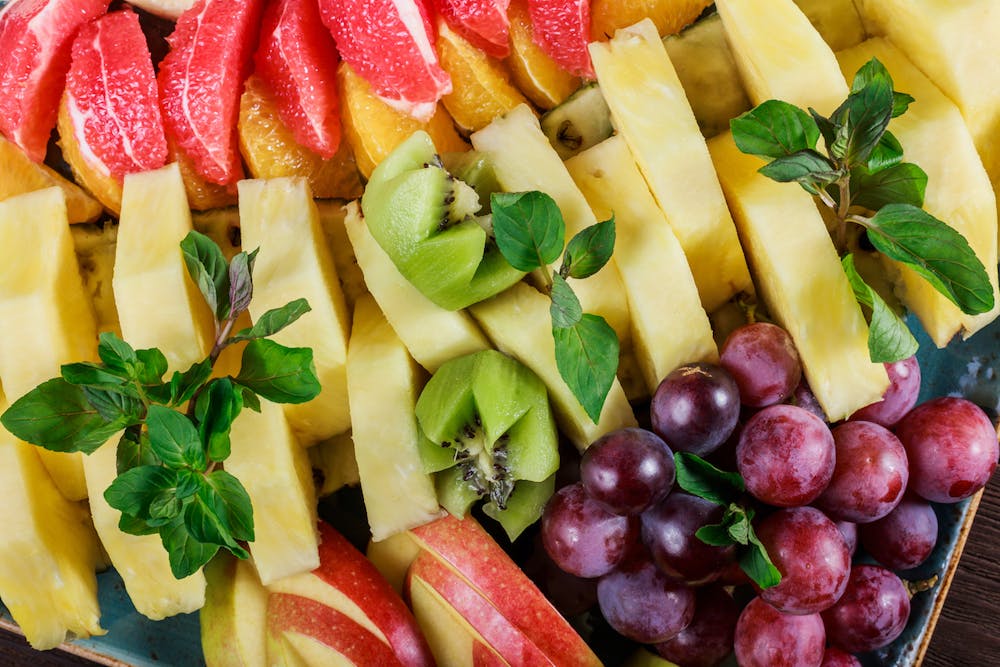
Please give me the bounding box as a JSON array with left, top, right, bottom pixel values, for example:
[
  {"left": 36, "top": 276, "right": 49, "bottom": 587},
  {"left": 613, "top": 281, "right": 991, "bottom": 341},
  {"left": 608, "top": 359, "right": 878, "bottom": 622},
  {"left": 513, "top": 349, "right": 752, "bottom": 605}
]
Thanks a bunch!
[
  {"left": 255, "top": 0, "right": 341, "bottom": 159},
  {"left": 431, "top": 0, "right": 511, "bottom": 59},
  {"left": 526, "top": 0, "right": 593, "bottom": 78},
  {"left": 157, "top": 0, "right": 264, "bottom": 186},
  {"left": 507, "top": 0, "right": 578, "bottom": 109},
  {"left": 0, "top": 0, "right": 111, "bottom": 162},
  {"left": 318, "top": 0, "right": 451, "bottom": 121}
]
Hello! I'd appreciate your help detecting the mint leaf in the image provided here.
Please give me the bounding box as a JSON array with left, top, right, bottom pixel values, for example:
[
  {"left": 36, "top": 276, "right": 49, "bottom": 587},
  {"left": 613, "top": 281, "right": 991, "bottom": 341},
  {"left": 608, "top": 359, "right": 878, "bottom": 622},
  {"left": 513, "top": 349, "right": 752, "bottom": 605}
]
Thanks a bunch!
[
  {"left": 98, "top": 332, "right": 138, "bottom": 374},
  {"left": 83, "top": 386, "right": 144, "bottom": 424},
  {"left": 730, "top": 100, "right": 819, "bottom": 158},
  {"left": 851, "top": 162, "right": 927, "bottom": 211},
  {"left": 674, "top": 452, "right": 745, "bottom": 506},
  {"left": 562, "top": 217, "right": 615, "bottom": 280},
  {"left": 202, "top": 470, "right": 254, "bottom": 542},
  {"left": 235, "top": 339, "right": 321, "bottom": 405},
  {"left": 892, "top": 92, "right": 914, "bottom": 118},
  {"left": 185, "top": 472, "right": 253, "bottom": 554},
  {"left": 695, "top": 522, "right": 733, "bottom": 547},
  {"left": 549, "top": 273, "right": 583, "bottom": 328},
  {"left": 757, "top": 150, "right": 842, "bottom": 195},
  {"left": 239, "top": 387, "right": 261, "bottom": 413},
  {"left": 160, "top": 516, "right": 220, "bottom": 579},
  {"left": 742, "top": 524, "right": 782, "bottom": 589},
  {"left": 146, "top": 405, "right": 207, "bottom": 471},
  {"left": 865, "top": 130, "right": 904, "bottom": 172},
  {"left": 491, "top": 191, "right": 566, "bottom": 272},
  {"left": 61, "top": 362, "right": 134, "bottom": 393},
  {"left": 808, "top": 108, "right": 841, "bottom": 157},
  {"left": 134, "top": 348, "right": 169, "bottom": 385},
  {"left": 180, "top": 230, "right": 230, "bottom": 320},
  {"left": 168, "top": 358, "right": 213, "bottom": 406},
  {"left": 866, "top": 204, "right": 995, "bottom": 315},
  {"left": 116, "top": 427, "right": 160, "bottom": 475},
  {"left": 831, "top": 58, "right": 894, "bottom": 166},
  {"left": 842, "top": 255, "right": 919, "bottom": 363},
  {"left": 230, "top": 298, "right": 311, "bottom": 343},
  {"left": 104, "top": 465, "right": 178, "bottom": 519},
  {"left": 228, "top": 249, "right": 257, "bottom": 318},
  {"left": 552, "top": 314, "right": 619, "bottom": 423},
  {"left": 118, "top": 513, "right": 158, "bottom": 536},
  {"left": 195, "top": 378, "right": 242, "bottom": 462}
]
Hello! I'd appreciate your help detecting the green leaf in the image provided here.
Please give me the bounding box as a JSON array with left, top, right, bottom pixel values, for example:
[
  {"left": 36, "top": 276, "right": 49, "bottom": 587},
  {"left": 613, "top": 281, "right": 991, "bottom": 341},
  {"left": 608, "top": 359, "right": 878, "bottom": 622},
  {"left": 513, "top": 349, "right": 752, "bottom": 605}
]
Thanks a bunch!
[
  {"left": 195, "top": 378, "right": 242, "bottom": 462},
  {"left": 230, "top": 298, "right": 312, "bottom": 344},
  {"left": 203, "top": 470, "right": 255, "bottom": 542},
  {"left": 149, "top": 491, "right": 183, "bottom": 523},
  {"left": 159, "top": 516, "right": 220, "bottom": 579},
  {"left": 134, "top": 348, "right": 169, "bottom": 385},
  {"left": 1, "top": 378, "right": 126, "bottom": 454},
  {"left": 239, "top": 387, "right": 261, "bottom": 413},
  {"left": 757, "top": 150, "right": 842, "bottom": 195},
  {"left": 726, "top": 507, "right": 752, "bottom": 544},
  {"left": 97, "top": 332, "right": 138, "bottom": 374},
  {"left": 491, "top": 191, "right": 566, "bottom": 272},
  {"left": 60, "top": 362, "right": 131, "bottom": 392},
  {"left": 730, "top": 100, "right": 820, "bottom": 158},
  {"left": 742, "top": 524, "right": 782, "bottom": 589},
  {"left": 118, "top": 513, "right": 158, "bottom": 536},
  {"left": 235, "top": 339, "right": 321, "bottom": 405},
  {"left": 808, "top": 108, "right": 839, "bottom": 156},
  {"left": 842, "top": 254, "right": 919, "bottom": 363},
  {"left": 169, "top": 359, "right": 214, "bottom": 406},
  {"left": 184, "top": 472, "right": 253, "bottom": 555},
  {"left": 116, "top": 427, "right": 161, "bottom": 475},
  {"left": 674, "top": 452, "right": 745, "bottom": 506},
  {"left": 146, "top": 405, "right": 207, "bottom": 471},
  {"left": 562, "top": 216, "right": 616, "bottom": 280},
  {"left": 549, "top": 273, "right": 583, "bottom": 328},
  {"left": 228, "top": 249, "right": 257, "bottom": 318},
  {"left": 83, "top": 386, "right": 144, "bottom": 424},
  {"left": 851, "top": 162, "right": 927, "bottom": 211},
  {"left": 892, "top": 92, "right": 914, "bottom": 118},
  {"left": 695, "top": 523, "right": 734, "bottom": 547},
  {"left": 104, "top": 465, "right": 178, "bottom": 519},
  {"left": 866, "top": 203, "right": 995, "bottom": 315},
  {"left": 552, "top": 314, "right": 619, "bottom": 424},
  {"left": 180, "top": 230, "right": 230, "bottom": 320},
  {"left": 864, "top": 130, "right": 904, "bottom": 172},
  {"left": 831, "top": 58, "right": 895, "bottom": 166}
]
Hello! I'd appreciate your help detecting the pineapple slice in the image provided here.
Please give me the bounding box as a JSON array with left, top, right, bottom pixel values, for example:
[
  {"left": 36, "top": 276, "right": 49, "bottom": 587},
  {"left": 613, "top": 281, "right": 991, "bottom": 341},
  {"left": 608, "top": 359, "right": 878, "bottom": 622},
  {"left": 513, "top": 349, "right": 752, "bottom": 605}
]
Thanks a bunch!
[
  {"left": 71, "top": 223, "right": 121, "bottom": 336},
  {"left": 566, "top": 136, "right": 718, "bottom": 393},
  {"left": 348, "top": 295, "right": 443, "bottom": 541},
  {"left": 708, "top": 133, "right": 888, "bottom": 420},
  {"left": 837, "top": 39, "right": 1000, "bottom": 345},
  {"left": 470, "top": 105, "right": 632, "bottom": 343},
  {"left": 589, "top": 19, "right": 753, "bottom": 312},
  {"left": 0, "top": 394, "right": 104, "bottom": 649},
  {"left": 470, "top": 282, "right": 637, "bottom": 451},
  {"left": 237, "top": 177, "right": 352, "bottom": 445},
  {"left": 343, "top": 201, "right": 491, "bottom": 373},
  {"left": 309, "top": 431, "right": 361, "bottom": 497},
  {"left": 315, "top": 200, "right": 368, "bottom": 312},
  {"left": 0, "top": 188, "right": 95, "bottom": 501},
  {"left": 793, "top": 0, "right": 866, "bottom": 52}
]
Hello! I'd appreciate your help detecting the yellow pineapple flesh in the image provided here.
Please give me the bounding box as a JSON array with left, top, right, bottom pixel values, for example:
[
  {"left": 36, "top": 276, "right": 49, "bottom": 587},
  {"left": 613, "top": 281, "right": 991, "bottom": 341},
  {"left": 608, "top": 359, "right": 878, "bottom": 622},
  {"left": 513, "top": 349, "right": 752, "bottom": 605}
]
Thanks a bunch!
[
  {"left": 309, "top": 431, "right": 361, "bottom": 497},
  {"left": 792, "top": 0, "right": 866, "bottom": 52},
  {"left": 71, "top": 223, "right": 121, "bottom": 336},
  {"left": 315, "top": 200, "right": 369, "bottom": 313}
]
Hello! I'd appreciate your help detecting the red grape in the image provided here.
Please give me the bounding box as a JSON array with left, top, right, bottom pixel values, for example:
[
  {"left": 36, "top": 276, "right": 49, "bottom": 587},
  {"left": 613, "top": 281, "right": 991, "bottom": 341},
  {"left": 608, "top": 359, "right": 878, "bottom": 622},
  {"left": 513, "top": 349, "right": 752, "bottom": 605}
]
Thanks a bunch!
[
  {"left": 541, "top": 482, "right": 637, "bottom": 578},
  {"left": 596, "top": 557, "right": 696, "bottom": 643},
  {"left": 814, "top": 421, "right": 908, "bottom": 523},
  {"left": 791, "top": 380, "right": 826, "bottom": 421},
  {"left": 834, "top": 520, "right": 858, "bottom": 558},
  {"left": 650, "top": 363, "right": 741, "bottom": 457},
  {"left": 734, "top": 596, "right": 825, "bottom": 667},
  {"left": 859, "top": 494, "right": 938, "bottom": 571},
  {"left": 640, "top": 492, "right": 736, "bottom": 585},
  {"left": 721, "top": 322, "right": 802, "bottom": 407},
  {"left": 895, "top": 397, "right": 998, "bottom": 503},
  {"left": 822, "top": 565, "right": 910, "bottom": 653},
  {"left": 821, "top": 647, "right": 861, "bottom": 667},
  {"left": 850, "top": 355, "right": 920, "bottom": 427},
  {"left": 581, "top": 428, "right": 674, "bottom": 515},
  {"left": 654, "top": 584, "right": 739, "bottom": 667},
  {"left": 737, "top": 405, "right": 835, "bottom": 507}
]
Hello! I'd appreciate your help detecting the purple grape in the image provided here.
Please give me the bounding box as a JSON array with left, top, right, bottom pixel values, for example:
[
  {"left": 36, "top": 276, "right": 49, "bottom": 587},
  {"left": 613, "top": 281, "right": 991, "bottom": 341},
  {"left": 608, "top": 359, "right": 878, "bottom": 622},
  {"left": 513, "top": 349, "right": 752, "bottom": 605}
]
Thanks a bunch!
[
  {"left": 814, "top": 421, "right": 908, "bottom": 523},
  {"left": 541, "top": 482, "right": 637, "bottom": 578},
  {"left": 654, "top": 584, "right": 739, "bottom": 667},
  {"left": 734, "top": 597, "right": 826, "bottom": 667},
  {"left": 650, "top": 362, "right": 741, "bottom": 457},
  {"left": 859, "top": 494, "right": 938, "bottom": 570},
  {"left": 640, "top": 492, "right": 736, "bottom": 585},
  {"left": 821, "top": 647, "right": 862, "bottom": 667},
  {"left": 581, "top": 428, "right": 674, "bottom": 515},
  {"left": 596, "top": 556, "right": 696, "bottom": 643},
  {"left": 720, "top": 322, "right": 802, "bottom": 408},
  {"left": 790, "top": 380, "right": 826, "bottom": 421},
  {"left": 895, "top": 397, "right": 999, "bottom": 503},
  {"left": 835, "top": 520, "right": 858, "bottom": 558},
  {"left": 822, "top": 565, "right": 910, "bottom": 653},
  {"left": 850, "top": 355, "right": 920, "bottom": 427},
  {"left": 737, "top": 404, "right": 835, "bottom": 507},
  {"left": 755, "top": 507, "right": 850, "bottom": 614}
]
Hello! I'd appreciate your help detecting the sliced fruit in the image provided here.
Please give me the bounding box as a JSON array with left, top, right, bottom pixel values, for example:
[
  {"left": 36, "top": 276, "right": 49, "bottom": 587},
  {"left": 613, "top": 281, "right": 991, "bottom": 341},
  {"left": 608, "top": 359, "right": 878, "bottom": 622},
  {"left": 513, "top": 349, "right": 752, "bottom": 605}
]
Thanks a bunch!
[
  {"left": 432, "top": 0, "right": 511, "bottom": 58},
  {"left": 168, "top": 135, "right": 238, "bottom": 211},
  {"left": 837, "top": 39, "right": 1000, "bottom": 345},
  {"left": 158, "top": 0, "right": 263, "bottom": 186},
  {"left": 255, "top": 0, "right": 341, "bottom": 158},
  {"left": 793, "top": 0, "right": 866, "bottom": 51},
  {"left": 238, "top": 177, "right": 352, "bottom": 445},
  {"left": 56, "top": 96, "right": 122, "bottom": 217},
  {"left": 589, "top": 19, "right": 752, "bottom": 313},
  {"left": 201, "top": 554, "right": 268, "bottom": 667},
  {"left": 566, "top": 135, "right": 718, "bottom": 394},
  {"left": 347, "top": 295, "right": 443, "bottom": 541},
  {"left": 0, "top": 134, "right": 101, "bottom": 223},
  {"left": 539, "top": 83, "right": 613, "bottom": 160},
  {"left": 0, "top": 188, "right": 95, "bottom": 501},
  {"left": 0, "top": 0, "right": 110, "bottom": 161},
  {"left": 337, "top": 61, "right": 468, "bottom": 179},
  {"left": 319, "top": 0, "right": 451, "bottom": 121},
  {"left": 309, "top": 432, "right": 361, "bottom": 497},
  {"left": 126, "top": 0, "right": 196, "bottom": 19},
  {"left": 343, "top": 201, "right": 491, "bottom": 372},
  {"left": 590, "top": 0, "right": 710, "bottom": 41},
  {"left": 71, "top": 222, "right": 120, "bottom": 335},
  {"left": 507, "top": 0, "right": 579, "bottom": 109},
  {"left": 315, "top": 200, "right": 368, "bottom": 311},
  {"left": 527, "top": 0, "right": 593, "bottom": 77}
]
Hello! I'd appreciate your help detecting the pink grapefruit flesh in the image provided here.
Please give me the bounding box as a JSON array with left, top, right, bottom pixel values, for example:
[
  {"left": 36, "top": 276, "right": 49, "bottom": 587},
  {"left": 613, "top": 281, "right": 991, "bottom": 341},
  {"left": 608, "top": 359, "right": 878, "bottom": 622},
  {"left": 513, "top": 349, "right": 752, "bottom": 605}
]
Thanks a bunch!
[
  {"left": 63, "top": 8, "right": 167, "bottom": 180},
  {"left": 255, "top": 0, "right": 341, "bottom": 159},
  {"left": 431, "top": 0, "right": 511, "bottom": 59},
  {"left": 318, "top": 0, "right": 451, "bottom": 121},
  {"left": 0, "top": 0, "right": 111, "bottom": 162},
  {"left": 157, "top": 0, "right": 264, "bottom": 186},
  {"left": 527, "top": 0, "right": 593, "bottom": 77}
]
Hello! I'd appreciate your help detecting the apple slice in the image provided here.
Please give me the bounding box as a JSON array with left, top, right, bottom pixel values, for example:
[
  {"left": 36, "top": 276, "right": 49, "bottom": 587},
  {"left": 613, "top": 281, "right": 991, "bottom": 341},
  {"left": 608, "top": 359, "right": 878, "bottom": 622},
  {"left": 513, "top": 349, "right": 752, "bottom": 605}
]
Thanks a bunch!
[{"left": 201, "top": 555, "right": 268, "bottom": 667}]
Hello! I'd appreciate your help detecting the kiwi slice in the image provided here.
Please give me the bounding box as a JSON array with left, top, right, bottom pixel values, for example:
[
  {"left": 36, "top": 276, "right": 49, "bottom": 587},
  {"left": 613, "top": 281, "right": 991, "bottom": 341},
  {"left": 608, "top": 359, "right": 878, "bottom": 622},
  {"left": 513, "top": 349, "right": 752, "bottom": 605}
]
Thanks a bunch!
[
  {"left": 540, "top": 83, "right": 614, "bottom": 160},
  {"left": 415, "top": 350, "right": 559, "bottom": 540}
]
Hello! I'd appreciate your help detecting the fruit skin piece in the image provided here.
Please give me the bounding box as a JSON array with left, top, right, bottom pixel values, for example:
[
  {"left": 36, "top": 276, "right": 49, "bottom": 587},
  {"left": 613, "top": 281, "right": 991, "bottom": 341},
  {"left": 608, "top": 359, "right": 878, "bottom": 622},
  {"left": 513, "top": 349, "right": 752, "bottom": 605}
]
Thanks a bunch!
[
  {"left": 566, "top": 134, "right": 718, "bottom": 393},
  {"left": 507, "top": 0, "right": 579, "bottom": 109},
  {"left": 347, "top": 295, "right": 444, "bottom": 541},
  {"left": 837, "top": 39, "right": 1000, "bottom": 347},
  {"left": 318, "top": 0, "right": 451, "bottom": 122},
  {"left": 158, "top": 0, "right": 264, "bottom": 186},
  {"left": 432, "top": 0, "right": 511, "bottom": 59},
  {"left": 0, "top": 0, "right": 111, "bottom": 162},
  {"left": 589, "top": 18, "right": 753, "bottom": 313},
  {"left": 200, "top": 555, "right": 268, "bottom": 667},
  {"left": 343, "top": 201, "right": 491, "bottom": 372},
  {"left": 527, "top": 0, "right": 593, "bottom": 78},
  {"left": 237, "top": 177, "right": 352, "bottom": 445},
  {"left": 0, "top": 133, "right": 101, "bottom": 223}
]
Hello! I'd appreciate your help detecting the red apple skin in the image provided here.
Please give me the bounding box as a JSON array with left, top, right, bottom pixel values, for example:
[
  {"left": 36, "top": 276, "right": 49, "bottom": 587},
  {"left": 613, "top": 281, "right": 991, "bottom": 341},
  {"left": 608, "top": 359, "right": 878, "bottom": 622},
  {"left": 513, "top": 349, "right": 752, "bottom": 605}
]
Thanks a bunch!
[
  {"left": 409, "top": 515, "right": 601, "bottom": 666},
  {"left": 408, "top": 552, "right": 556, "bottom": 665}
]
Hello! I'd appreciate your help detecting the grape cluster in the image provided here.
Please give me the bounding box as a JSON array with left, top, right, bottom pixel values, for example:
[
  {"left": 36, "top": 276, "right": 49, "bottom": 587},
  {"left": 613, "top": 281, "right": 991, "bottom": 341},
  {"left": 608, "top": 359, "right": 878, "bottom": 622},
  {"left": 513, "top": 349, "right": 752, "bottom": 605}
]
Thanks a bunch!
[{"left": 538, "top": 321, "right": 999, "bottom": 666}]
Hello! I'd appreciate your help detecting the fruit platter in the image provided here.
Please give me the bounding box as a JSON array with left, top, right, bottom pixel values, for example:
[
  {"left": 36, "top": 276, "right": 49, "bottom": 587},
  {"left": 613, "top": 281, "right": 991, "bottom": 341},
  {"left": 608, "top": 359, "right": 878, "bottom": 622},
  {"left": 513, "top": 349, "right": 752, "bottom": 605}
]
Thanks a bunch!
[{"left": 0, "top": 0, "right": 999, "bottom": 665}]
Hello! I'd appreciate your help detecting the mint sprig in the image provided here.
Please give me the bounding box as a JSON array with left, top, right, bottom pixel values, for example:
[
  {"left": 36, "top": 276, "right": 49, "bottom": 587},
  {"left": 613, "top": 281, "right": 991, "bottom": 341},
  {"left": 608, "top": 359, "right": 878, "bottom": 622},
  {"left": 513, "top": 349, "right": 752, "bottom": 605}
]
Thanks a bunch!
[
  {"left": 0, "top": 231, "right": 318, "bottom": 579},
  {"left": 730, "top": 57, "right": 994, "bottom": 362},
  {"left": 842, "top": 254, "right": 918, "bottom": 363},
  {"left": 491, "top": 191, "right": 618, "bottom": 424}
]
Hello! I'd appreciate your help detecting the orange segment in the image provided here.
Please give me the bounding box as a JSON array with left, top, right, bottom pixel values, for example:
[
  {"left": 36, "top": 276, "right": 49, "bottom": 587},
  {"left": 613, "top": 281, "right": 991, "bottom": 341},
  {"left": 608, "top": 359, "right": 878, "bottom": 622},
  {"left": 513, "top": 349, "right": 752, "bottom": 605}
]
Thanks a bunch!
[
  {"left": 590, "top": 0, "right": 712, "bottom": 40},
  {"left": 239, "top": 74, "right": 363, "bottom": 200},
  {"left": 437, "top": 18, "right": 529, "bottom": 133},
  {"left": 169, "top": 136, "right": 237, "bottom": 211},
  {"left": 507, "top": 0, "right": 579, "bottom": 110},
  {"left": 337, "top": 62, "right": 468, "bottom": 179},
  {"left": 57, "top": 94, "right": 122, "bottom": 216},
  {"left": 0, "top": 134, "right": 101, "bottom": 223}
]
